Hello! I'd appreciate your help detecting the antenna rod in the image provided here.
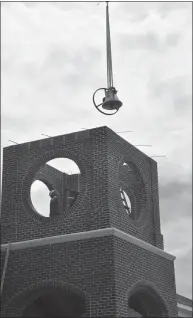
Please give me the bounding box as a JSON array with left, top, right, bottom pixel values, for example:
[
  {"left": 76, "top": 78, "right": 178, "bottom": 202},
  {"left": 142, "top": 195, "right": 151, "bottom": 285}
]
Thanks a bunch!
[
  {"left": 106, "top": 1, "right": 113, "bottom": 88},
  {"left": 41, "top": 133, "right": 52, "bottom": 138},
  {"left": 151, "top": 155, "right": 166, "bottom": 158},
  {"left": 9, "top": 140, "right": 19, "bottom": 145},
  {"left": 116, "top": 131, "right": 133, "bottom": 133}
]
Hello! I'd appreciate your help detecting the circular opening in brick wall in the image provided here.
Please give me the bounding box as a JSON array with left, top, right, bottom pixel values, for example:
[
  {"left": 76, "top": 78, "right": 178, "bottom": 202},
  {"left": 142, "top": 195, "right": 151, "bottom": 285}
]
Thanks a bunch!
[
  {"left": 29, "top": 158, "right": 81, "bottom": 219},
  {"left": 118, "top": 158, "right": 148, "bottom": 227}
]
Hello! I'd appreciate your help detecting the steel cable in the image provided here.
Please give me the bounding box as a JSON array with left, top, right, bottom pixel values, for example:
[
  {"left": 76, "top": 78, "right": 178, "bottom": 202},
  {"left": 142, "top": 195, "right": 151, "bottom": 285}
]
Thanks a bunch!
[{"left": 106, "top": 2, "right": 113, "bottom": 88}]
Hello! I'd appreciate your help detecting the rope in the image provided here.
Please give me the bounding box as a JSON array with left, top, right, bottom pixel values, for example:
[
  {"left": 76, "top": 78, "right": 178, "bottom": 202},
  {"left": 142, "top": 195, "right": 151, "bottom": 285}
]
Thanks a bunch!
[
  {"left": 1, "top": 241, "right": 11, "bottom": 295},
  {"left": 106, "top": 2, "right": 113, "bottom": 89}
]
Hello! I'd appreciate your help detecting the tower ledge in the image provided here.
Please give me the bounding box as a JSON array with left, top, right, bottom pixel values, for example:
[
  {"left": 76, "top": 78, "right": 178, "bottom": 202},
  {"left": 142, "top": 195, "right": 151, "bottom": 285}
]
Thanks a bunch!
[{"left": 1, "top": 227, "right": 175, "bottom": 261}]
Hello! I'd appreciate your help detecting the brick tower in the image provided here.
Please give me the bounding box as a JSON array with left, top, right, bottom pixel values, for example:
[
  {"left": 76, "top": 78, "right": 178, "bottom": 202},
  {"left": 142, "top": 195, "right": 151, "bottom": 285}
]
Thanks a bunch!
[{"left": 1, "top": 126, "right": 178, "bottom": 317}]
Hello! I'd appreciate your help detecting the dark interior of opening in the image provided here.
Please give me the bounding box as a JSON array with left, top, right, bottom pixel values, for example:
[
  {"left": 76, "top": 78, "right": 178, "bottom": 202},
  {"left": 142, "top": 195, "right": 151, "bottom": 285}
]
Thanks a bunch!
[
  {"left": 128, "top": 287, "right": 167, "bottom": 317},
  {"left": 23, "top": 290, "right": 85, "bottom": 317}
]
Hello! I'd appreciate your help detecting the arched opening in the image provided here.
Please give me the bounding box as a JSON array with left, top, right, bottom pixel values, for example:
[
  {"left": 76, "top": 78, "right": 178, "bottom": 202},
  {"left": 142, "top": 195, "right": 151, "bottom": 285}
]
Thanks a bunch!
[
  {"left": 30, "top": 158, "right": 81, "bottom": 218},
  {"left": 128, "top": 285, "right": 168, "bottom": 317},
  {"left": 22, "top": 289, "right": 85, "bottom": 317}
]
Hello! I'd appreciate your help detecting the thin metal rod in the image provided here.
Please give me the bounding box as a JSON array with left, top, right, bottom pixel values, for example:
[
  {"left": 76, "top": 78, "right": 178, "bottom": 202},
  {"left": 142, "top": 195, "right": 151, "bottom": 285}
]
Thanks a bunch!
[
  {"left": 116, "top": 131, "right": 133, "bottom": 133},
  {"left": 151, "top": 155, "right": 166, "bottom": 158},
  {"left": 41, "top": 133, "right": 52, "bottom": 138},
  {"left": 1, "top": 242, "right": 11, "bottom": 295},
  {"left": 9, "top": 140, "right": 19, "bottom": 145},
  {"left": 134, "top": 145, "right": 152, "bottom": 147}
]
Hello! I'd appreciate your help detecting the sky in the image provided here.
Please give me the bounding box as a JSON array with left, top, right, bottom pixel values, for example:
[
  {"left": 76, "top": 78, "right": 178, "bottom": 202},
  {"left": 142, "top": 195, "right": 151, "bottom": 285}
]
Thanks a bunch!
[{"left": 1, "top": 1, "right": 192, "bottom": 300}]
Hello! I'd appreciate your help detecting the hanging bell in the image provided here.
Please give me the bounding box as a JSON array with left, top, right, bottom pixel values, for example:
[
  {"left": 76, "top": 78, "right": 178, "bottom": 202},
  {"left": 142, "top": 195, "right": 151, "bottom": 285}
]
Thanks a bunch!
[
  {"left": 92, "top": 3, "right": 123, "bottom": 115},
  {"left": 102, "top": 87, "right": 123, "bottom": 111}
]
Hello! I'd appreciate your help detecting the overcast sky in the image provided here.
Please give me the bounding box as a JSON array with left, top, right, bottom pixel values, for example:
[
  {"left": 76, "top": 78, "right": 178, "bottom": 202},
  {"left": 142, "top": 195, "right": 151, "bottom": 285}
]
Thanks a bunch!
[{"left": 1, "top": 1, "right": 192, "bottom": 300}]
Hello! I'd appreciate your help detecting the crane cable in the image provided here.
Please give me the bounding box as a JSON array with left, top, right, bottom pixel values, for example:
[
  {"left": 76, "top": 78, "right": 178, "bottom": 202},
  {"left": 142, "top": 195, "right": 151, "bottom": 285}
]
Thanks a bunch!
[{"left": 106, "top": 2, "right": 113, "bottom": 89}]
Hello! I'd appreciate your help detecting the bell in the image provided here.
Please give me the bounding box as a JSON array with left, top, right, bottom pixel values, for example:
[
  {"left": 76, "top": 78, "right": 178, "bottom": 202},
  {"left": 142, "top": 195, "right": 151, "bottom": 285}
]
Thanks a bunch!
[{"left": 102, "top": 87, "right": 123, "bottom": 111}]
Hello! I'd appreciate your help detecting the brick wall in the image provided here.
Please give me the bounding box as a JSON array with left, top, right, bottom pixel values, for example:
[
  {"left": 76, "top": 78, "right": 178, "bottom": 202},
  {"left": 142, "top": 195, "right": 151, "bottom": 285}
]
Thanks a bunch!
[
  {"left": 1, "top": 236, "right": 116, "bottom": 317},
  {"left": 1, "top": 126, "right": 177, "bottom": 317},
  {"left": 113, "top": 236, "right": 177, "bottom": 317},
  {"left": 1, "top": 235, "right": 177, "bottom": 317}
]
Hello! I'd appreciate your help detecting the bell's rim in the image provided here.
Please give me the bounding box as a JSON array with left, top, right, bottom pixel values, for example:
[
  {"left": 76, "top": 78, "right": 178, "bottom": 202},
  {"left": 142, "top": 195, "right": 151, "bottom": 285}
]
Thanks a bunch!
[{"left": 102, "top": 100, "right": 123, "bottom": 110}]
